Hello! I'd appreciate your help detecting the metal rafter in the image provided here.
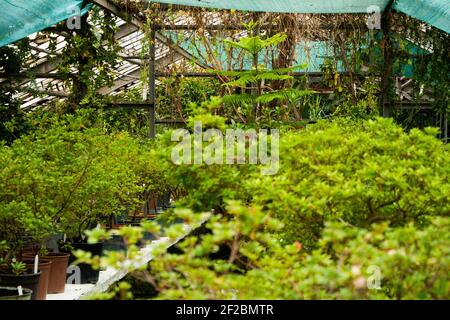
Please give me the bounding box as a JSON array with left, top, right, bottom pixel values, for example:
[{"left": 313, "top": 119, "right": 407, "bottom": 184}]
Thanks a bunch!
[{"left": 91, "top": 0, "right": 210, "bottom": 69}]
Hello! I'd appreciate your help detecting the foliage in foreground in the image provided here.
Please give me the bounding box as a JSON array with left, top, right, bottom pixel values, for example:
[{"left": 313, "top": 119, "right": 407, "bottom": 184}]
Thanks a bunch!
[{"left": 79, "top": 203, "right": 449, "bottom": 300}]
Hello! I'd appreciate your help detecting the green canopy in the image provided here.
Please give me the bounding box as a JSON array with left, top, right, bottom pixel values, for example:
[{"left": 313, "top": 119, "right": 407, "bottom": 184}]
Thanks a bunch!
[
  {"left": 148, "top": 0, "right": 391, "bottom": 14},
  {"left": 0, "top": 0, "right": 448, "bottom": 48},
  {"left": 146, "top": 0, "right": 450, "bottom": 33},
  {"left": 0, "top": 0, "right": 91, "bottom": 47},
  {"left": 394, "top": 0, "right": 450, "bottom": 34}
]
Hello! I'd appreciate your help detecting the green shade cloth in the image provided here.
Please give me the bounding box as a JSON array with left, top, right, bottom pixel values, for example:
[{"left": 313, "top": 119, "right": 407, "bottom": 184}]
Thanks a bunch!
[
  {"left": 148, "top": 0, "right": 391, "bottom": 13},
  {"left": 393, "top": 0, "right": 450, "bottom": 34},
  {"left": 0, "top": 0, "right": 91, "bottom": 47},
  {"left": 147, "top": 0, "right": 450, "bottom": 33},
  {"left": 169, "top": 30, "right": 428, "bottom": 77},
  {"left": 1, "top": 0, "right": 448, "bottom": 48},
  {"left": 176, "top": 39, "right": 343, "bottom": 72}
]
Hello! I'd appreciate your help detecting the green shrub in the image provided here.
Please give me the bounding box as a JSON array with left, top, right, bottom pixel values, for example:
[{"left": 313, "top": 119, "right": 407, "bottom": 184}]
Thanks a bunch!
[
  {"left": 155, "top": 110, "right": 255, "bottom": 213},
  {"left": 73, "top": 115, "right": 449, "bottom": 300},
  {"left": 230, "top": 215, "right": 450, "bottom": 300},
  {"left": 79, "top": 204, "right": 449, "bottom": 300},
  {"left": 0, "top": 110, "right": 167, "bottom": 249},
  {"left": 252, "top": 118, "right": 449, "bottom": 247},
  {"left": 158, "top": 117, "right": 449, "bottom": 248}
]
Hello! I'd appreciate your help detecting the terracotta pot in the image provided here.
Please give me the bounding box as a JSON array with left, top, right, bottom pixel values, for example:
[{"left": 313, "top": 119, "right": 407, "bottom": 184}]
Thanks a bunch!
[
  {"left": 24, "top": 252, "right": 70, "bottom": 294},
  {"left": 148, "top": 194, "right": 158, "bottom": 211},
  {"left": 0, "top": 270, "right": 41, "bottom": 300},
  {"left": 43, "top": 253, "right": 70, "bottom": 294},
  {"left": 21, "top": 247, "right": 54, "bottom": 258},
  {"left": 20, "top": 244, "right": 40, "bottom": 257},
  {"left": 22, "top": 259, "right": 52, "bottom": 300},
  {"left": 0, "top": 286, "right": 32, "bottom": 300}
]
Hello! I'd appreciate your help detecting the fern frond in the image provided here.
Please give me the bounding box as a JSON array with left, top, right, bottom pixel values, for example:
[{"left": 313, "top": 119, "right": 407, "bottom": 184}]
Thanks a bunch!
[
  {"left": 272, "top": 64, "right": 309, "bottom": 74},
  {"left": 222, "top": 73, "right": 293, "bottom": 87},
  {"left": 256, "top": 92, "right": 287, "bottom": 104},
  {"left": 255, "top": 73, "right": 293, "bottom": 81},
  {"left": 223, "top": 34, "right": 288, "bottom": 55},
  {"left": 256, "top": 89, "right": 316, "bottom": 104},
  {"left": 223, "top": 94, "right": 257, "bottom": 105},
  {"left": 223, "top": 75, "right": 258, "bottom": 87}
]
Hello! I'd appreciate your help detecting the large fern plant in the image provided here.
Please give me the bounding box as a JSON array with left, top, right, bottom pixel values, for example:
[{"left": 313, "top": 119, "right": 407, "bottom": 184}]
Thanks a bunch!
[{"left": 214, "top": 33, "right": 315, "bottom": 123}]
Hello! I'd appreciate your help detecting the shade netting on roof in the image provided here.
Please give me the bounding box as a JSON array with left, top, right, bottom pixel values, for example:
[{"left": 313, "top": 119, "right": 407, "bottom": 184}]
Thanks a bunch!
[
  {"left": 148, "top": 0, "right": 392, "bottom": 14},
  {"left": 394, "top": 0, "right": 450, "bottom": 34},
  {"left": 146, "top": 0, "right": 450, "bottom": 33},
  {"left": 0, "top": 0, "right": 90, "bottom": 47},
  {"left": 0, "top": 0, "right": 448, "bottom": 48}
]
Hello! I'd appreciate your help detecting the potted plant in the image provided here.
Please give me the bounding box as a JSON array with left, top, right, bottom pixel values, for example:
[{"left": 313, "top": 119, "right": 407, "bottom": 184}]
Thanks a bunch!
[
  {"left": 21, "top": 257, "right": 52, "bottom": 300},
  {"left": 4, "top": 114, "right": 139, "bottom": 287},
  {"left": 58, "top": 237, "right": 103, "bottom": 285},
  {"left": 1, "top": 112, "right": 158, "bottom": 287},
  {"left": 0, "top": 190, "right": 48, "bottom": 300},
  {"left": 0, "top": 127, "right": 71, "bottom": 295},
  {"left": 0, "top": 242, "right": 41, "bottom": 300},
  {"left": 23, "top": 248, "right": 71, "bottom": 295},
  {"left": 55, "top": 131, "right": 145, "bottom": 284},
  {"left": 0, "top": 213, "right": 61, "bottom": 297},
  {"left": 0, "top": 286, "right": 33, "bottom": 300}
]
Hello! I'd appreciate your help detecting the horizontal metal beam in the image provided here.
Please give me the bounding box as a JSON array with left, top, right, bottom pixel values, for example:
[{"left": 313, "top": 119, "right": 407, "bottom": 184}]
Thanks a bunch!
[
  {"left": 97, "top": 69, "right": 140, "bottom": 95},
  {"left": 1, "top": 70, "right": 345, "bottom": 81},
  {"left": 153, "top": 23, "right": 368, "bottom": 31},
  {"left": 155, "top": 119, "right": 186, "bottom": 124},
  {"left": 91, "top": 0, "right": 210, "bottom": 70},
  {"left": 153, "top": 71, "right": 348, "bottom": 78},
  {"left": 26, "top": 89, "right": 70, "bottom": 98},
  {"left": 0, "top": 73, "right": 75, "bottom": 79},
  {"left": 105, "top": 102, "right": 154, "bottom": 109},
  {"left": 98, "top": 49, "right": 184, "bottom": 95}
]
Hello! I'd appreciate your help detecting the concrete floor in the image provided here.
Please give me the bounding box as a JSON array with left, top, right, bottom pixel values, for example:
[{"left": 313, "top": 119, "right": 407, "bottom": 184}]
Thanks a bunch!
[{"left": 45, "top": 217, "right": 210, "bottom": 300}]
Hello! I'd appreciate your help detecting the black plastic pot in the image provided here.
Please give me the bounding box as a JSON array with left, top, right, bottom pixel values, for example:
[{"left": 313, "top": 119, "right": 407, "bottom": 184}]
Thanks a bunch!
[
  {"left": 22, "top": 252, "right": 69, "bottom": 294},
  {"left": 0, "top": 286, "right": 33, "bottom": 300},
  {"left": 0, "top": 270, "right": 41, "bottom": 300},
  {"left": 157, "top": 192, "right": 171, "bottom": 209},
  {"left": 22, "top": 259, "right": 52, "bottom": 300},
  {"left": 64, "top": 242, "right": 103, "bottom": 284},
  {"left": 103, "top": 235, "right": 127, "bottom": 253}
]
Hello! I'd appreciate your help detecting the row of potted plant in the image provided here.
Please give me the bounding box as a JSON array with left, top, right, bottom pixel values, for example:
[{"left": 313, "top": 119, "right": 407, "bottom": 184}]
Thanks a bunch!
[{"left": 0, "top": 111, "right": 172, "bottom": 299}]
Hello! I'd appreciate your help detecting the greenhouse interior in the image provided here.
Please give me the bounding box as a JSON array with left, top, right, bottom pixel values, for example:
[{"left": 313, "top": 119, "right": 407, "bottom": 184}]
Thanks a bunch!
[{"left": 0, "top": 0, "right": 448, "bottom": 303}]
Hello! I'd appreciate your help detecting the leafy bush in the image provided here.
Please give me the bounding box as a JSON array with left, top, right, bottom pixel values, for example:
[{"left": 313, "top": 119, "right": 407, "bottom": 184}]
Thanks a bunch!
[
  {"left": 72, "top": 114, "right": 449, "bottom": 300},
  {"left": 0, "top": 41, "right": 31, "bottom": 143},
  {"left": 158, "top": 116, "right": 449, "bottom": 248},
  {"left": 79, "top": 203, "right": 449, "bottom": 300},
  {"left": 252, "top": 118, "right": 449, "bottom": 247},
  {"left": 157, "top": 77, "right": 220, "bottom": 121},
  {"left": 154, "top": 102, "right": 256, "bottom": 213},
  {"left": 0, "top": 110, "right": 168, "bottom": 251}
]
